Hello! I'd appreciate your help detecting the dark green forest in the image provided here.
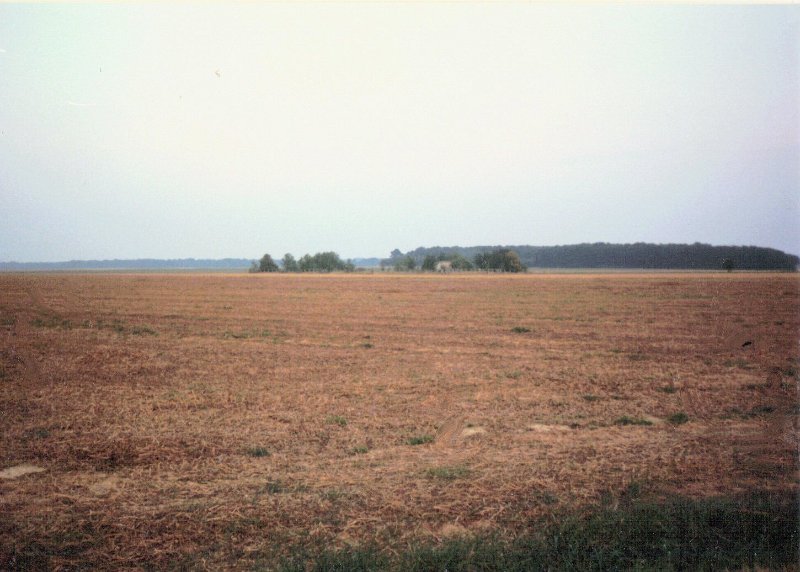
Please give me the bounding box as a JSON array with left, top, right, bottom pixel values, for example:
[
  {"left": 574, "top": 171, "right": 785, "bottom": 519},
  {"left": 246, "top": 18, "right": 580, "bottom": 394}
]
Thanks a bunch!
[{"left": 395, "top": 243, "right": 798, "bottom": 271}]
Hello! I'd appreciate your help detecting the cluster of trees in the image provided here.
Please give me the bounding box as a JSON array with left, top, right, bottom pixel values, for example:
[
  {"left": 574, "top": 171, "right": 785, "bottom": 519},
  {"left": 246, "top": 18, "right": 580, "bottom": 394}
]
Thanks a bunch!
[
  {"left": 385, "top": 249, "right": 417, "bottom": 271},
  {"left": 384, "top": 248, "right": 526, "bottom": 272},
  {"left": 251, "top": 248, "right": 527, "bottom": 273},
  {"left": 250, "top": 252, "right": 355, "bottom": 273},
  {"left": 422, "top": 253, "right": 475, "bottom": 271},
  {"left": 473, "top": 249, "right": 526, "bottom": 272}
]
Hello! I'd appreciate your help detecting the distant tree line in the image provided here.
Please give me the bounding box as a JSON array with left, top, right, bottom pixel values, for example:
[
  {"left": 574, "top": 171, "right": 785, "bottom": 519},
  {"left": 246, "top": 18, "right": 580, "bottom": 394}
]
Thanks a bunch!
[
  {"left": 251, "top": 248, "right": 528, "bottom": 274},
  {"left": 249, "top": 243, "right": 798, "bottom": 274},
  {"left": 0, "top": 258, "right": 254, "bottom": 271},
  {"left": 250, "top": 252, "right": 355, "bottom": 273},
  {"left": 400, "top": 243, "right": 798, "bottom": 271}
]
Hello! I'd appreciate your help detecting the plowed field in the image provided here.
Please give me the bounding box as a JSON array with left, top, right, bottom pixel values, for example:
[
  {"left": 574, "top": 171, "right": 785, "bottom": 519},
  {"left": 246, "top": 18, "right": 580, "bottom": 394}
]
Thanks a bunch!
[{"left": 1, "top": 272, "right": 797, "bottom": 568}]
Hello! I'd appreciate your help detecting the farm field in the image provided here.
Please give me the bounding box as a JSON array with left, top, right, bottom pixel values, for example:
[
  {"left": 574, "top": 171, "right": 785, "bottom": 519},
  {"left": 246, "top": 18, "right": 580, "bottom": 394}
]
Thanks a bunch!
[{"left": 1, "top": 272, "right": 798, "bottom": 569}]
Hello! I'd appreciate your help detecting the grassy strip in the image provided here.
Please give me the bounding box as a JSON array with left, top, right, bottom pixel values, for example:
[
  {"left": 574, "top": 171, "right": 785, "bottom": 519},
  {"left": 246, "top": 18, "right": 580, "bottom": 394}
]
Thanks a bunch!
[
  {"left": 275, "top": 490, "right": 798, "bottom": 572},
  {"left": 4, "top": 490, "right": 796, "bottom": 570}
]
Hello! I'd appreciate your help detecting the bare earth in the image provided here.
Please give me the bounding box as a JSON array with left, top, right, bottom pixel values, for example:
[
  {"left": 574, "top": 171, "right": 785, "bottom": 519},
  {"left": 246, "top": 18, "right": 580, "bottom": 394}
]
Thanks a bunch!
[{"left": 1, "top": 272, "right": 797, "bottom": 568}]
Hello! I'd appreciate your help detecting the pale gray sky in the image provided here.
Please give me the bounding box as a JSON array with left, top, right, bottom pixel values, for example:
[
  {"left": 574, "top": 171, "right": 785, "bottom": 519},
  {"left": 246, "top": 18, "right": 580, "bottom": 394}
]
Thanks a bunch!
[{"left": 1, "top": 3, "right": 798, "bottom": 262}]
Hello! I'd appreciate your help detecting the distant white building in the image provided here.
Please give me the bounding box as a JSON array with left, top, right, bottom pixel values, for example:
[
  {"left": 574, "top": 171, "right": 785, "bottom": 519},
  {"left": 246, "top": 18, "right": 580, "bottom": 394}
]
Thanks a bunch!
[{"left": 435, "top": 261, "right": 453, "bottom": 273}]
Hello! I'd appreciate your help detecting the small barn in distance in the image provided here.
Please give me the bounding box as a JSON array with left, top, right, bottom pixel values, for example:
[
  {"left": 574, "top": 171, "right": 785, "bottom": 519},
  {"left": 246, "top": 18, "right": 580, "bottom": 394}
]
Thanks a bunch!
[{"left": 435, "top": 261, "right": 453, "bottom": 273}]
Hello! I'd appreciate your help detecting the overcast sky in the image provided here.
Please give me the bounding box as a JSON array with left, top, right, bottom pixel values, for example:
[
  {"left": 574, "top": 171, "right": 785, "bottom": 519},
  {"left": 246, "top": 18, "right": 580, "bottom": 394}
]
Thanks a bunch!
[{"left": 1, "top": 3, "right": 798, "bottom": 262}]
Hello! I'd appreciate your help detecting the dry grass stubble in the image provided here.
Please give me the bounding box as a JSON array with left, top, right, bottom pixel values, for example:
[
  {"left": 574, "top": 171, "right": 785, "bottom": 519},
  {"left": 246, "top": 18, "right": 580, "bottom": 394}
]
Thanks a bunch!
[{"left": 1, "top": 272, "right": 797, "bottom": 568}]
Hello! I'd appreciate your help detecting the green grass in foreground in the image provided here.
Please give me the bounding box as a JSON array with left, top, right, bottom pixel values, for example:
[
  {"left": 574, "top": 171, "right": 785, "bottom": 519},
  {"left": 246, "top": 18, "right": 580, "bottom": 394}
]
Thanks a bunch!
[{"left": 274, "top": 490, "right": 798, "bottom": 572}]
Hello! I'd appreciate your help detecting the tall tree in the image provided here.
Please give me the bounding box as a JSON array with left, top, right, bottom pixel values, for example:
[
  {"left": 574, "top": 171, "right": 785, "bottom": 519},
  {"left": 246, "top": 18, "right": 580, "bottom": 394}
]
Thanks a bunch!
[
  {"left": 722, "top": 258, "right": 735, "bottom": 272},
  {"left": 258, "top": 253, "right": 279, "bottom": 272},
  {"left": 473, "top": 252, "right": 489, "bottom": 271},
  {"left": 298, "top": 254, "right": 313, "bottom": 272},
  {"left": 282, "top": 253, "right": 299, "bottom": 272},
  {"left": 450, "top": 254, "right": 474, "bottom": 270},
  {"left": 500, "top": 250, "right": 525, "bottom": 272},
  {"left": 422, "top": 255, "right": 438, "bottom": 272}
]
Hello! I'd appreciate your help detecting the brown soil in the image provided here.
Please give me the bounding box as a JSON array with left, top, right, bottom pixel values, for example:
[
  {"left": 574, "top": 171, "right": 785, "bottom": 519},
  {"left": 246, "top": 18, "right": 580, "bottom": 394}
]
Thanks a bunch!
[{"left": 1, "top": 272, "right": 797, "bottom": 568}]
